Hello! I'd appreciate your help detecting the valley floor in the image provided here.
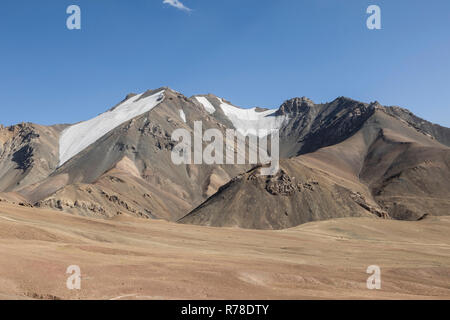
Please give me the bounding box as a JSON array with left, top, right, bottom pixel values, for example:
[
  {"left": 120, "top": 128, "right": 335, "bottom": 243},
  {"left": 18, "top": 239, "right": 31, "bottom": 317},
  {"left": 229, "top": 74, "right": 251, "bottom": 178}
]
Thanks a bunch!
[{"left": 0, "top": 202, "right": 449, "bottom": 300}]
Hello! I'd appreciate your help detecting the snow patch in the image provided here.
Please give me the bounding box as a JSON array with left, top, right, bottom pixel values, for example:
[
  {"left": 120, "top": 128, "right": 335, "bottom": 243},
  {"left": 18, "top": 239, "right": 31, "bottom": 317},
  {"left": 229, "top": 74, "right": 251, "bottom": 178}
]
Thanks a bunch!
[
  {"left": 58, "top": 90, "right": 165, "bottom": 167},
  {"left": 195, "top": 96, "right": 216, "bottom": 114},
  {"left": 218, "top": 98, "right": 288, "bottom": 137},
  {"left": 179, "top": 109, "right": 186, "bottom": 123}
]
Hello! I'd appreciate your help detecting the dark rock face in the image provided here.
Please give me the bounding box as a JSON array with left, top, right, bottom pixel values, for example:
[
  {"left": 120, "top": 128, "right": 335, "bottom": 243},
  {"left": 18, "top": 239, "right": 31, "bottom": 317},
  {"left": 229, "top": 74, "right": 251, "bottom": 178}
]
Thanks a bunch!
[
  {"left": 12, "top": 145, "right": 34, "bottom": 171},
  {"left": 276, "top": 97, "right": 315, "bottom": 116},
  {"left": 296, "top": 99, "right": 376, "bottom": 155},
  {"left": 276, "top": 96, "right": 377, "bottom": 157},
  {"left": 7, "top": 124, "right": 40, "bottom": 171}
]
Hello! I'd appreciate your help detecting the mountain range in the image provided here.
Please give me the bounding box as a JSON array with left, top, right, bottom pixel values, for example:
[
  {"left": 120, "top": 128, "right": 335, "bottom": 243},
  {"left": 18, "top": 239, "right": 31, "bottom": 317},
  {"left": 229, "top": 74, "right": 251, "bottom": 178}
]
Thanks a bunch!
[{"left": 1, "top": 87, "right": 449, "bottom": 229}]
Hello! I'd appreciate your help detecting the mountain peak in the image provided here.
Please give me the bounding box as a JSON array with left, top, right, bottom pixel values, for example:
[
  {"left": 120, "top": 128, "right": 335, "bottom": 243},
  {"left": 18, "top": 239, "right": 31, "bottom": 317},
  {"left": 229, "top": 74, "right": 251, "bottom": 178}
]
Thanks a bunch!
[
  {"left": 276, "top": 96, "right": 315, "bottom": 115},
  {"left": 332, "top": 96, "right": 361, "bottom": 104},
  {"left": 125, "top": 93, "right": 138, "bottom": 100}
]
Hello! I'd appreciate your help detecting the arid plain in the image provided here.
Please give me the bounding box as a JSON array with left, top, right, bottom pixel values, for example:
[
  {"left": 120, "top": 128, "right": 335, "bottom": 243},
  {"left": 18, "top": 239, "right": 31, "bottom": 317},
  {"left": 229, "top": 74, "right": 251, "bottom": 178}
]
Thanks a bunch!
[{"left": 0, "top": 202, "right": 449, "bottom": 300}]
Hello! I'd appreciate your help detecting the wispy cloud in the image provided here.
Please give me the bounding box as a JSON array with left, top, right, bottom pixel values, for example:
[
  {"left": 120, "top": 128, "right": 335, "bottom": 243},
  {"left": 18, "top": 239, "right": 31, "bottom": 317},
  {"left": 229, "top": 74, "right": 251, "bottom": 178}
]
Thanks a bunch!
[{"left": 163, "top": 0, "right": 192, "bottom": 12}]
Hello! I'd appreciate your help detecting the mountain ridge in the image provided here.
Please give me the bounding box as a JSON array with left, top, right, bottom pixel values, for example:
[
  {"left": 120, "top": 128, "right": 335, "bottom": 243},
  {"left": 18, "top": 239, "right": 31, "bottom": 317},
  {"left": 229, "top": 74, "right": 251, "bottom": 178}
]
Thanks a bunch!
[{"left": 1, "top": 87, "right": 449, "bottom": 229}]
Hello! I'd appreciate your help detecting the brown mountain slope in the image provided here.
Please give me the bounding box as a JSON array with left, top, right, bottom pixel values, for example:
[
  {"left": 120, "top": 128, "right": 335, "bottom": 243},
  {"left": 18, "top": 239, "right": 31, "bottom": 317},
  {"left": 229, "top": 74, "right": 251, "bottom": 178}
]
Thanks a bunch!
[
  {"left": 179, "top": 160, "right": 377, "bottom": 230},
  {"left": 361, "top": 132, "right": 450, "bottom": 220},
  {"left": 17, "top": 89, "right": 250, "bottom": 220},
  {"left": 180, "top": 107, "right": 450, "bottom": 229},
  {"left": 34, "top": 156, "right": 193, "bottom": 220}
]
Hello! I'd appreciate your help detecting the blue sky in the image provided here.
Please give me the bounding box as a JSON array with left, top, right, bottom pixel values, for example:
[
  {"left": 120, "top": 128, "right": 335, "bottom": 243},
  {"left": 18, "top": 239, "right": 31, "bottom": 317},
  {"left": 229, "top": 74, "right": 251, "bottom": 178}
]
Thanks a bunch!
[{"left": 1, "top": 0, "right": 449, "bottom": 127}]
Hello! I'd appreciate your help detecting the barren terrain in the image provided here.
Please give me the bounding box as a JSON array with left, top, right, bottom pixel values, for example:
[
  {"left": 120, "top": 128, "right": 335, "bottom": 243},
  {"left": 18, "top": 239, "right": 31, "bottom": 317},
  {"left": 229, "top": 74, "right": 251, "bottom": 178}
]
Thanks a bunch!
[{"left": 0, "top": 202, "right": 448, "bottom": 300}]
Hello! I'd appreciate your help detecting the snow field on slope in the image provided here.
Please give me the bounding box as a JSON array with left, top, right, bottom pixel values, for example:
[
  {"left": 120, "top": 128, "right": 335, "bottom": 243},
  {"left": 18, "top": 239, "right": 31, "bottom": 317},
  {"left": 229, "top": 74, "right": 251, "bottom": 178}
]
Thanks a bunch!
[
  {"left": 58, "top": 90, "right": 165, "bottom": 167},
  {"left": 195, "top": 96, "right": 216, "bottom": 114},
  {"left": 218, "top": 98, "right": 288, "bottom": 137},
  {"left": 179, "top": 109, "right": 187, "bottom": 123}
]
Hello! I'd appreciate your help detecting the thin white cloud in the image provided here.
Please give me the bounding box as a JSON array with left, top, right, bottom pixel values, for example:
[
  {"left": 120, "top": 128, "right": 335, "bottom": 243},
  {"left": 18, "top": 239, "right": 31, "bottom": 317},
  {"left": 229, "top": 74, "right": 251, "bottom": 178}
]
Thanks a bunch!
[{"left": 163, "top": 0, "right": 192, "bottom": 12}]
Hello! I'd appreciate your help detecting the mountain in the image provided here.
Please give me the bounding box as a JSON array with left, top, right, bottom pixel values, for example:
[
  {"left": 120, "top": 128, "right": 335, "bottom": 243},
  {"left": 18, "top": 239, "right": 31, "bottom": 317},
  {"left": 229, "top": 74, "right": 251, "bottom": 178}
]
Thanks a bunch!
[
  {"left": 180, "top": 100, "right": 450, "bottom": 229},
  {"left": 1, "top": 87, "right": 449, "bottom": 229}
]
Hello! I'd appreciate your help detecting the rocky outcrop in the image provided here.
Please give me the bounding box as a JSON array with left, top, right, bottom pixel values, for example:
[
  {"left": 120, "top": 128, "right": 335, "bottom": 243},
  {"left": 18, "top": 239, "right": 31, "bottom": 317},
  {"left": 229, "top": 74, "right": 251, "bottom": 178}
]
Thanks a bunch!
[
  {"left": 0, "top": 122, "right": 63, "bottom": 192},
  {"left": 264, "top": 170, "right": 318, "bottom": 196},
  {"left": 350, "top": 192, "right": 389, "bottom": 219},
  {"left": 35, "top": 188, "right": 154, "bottom": 219},
  {"left": 276, "top": 97, "right": 315, "bottom": 116}
]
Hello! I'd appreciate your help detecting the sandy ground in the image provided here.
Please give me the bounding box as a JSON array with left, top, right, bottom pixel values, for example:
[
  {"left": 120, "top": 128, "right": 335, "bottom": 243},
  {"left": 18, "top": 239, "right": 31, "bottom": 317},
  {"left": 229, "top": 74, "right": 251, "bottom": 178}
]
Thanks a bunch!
[{"left": 0, "top": 202, "right": 449, "bottom": 300}]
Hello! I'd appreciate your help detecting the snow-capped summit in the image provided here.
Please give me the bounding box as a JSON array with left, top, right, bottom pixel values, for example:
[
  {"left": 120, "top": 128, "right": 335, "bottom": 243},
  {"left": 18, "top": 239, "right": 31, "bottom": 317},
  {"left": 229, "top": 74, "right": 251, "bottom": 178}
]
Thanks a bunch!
[
  {"left": 194, "top": 94, "right": 288, "bottom": 137},
  {"left": 58, "top": 90, "right": 165, "bottom": 167},
  {"left": 217, "top": 97, "right": 289, "bottom": 137}
]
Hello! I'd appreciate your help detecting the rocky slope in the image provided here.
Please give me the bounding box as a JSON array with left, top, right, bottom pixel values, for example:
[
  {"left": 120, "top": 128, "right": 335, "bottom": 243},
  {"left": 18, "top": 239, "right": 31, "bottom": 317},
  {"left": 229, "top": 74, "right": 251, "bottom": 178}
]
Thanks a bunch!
[
  {"left": 181, "top": 103, "right": 450, "bottom": 229},
  {"left": 0, "top": 122, "right": 65, "bottom": 192}
]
